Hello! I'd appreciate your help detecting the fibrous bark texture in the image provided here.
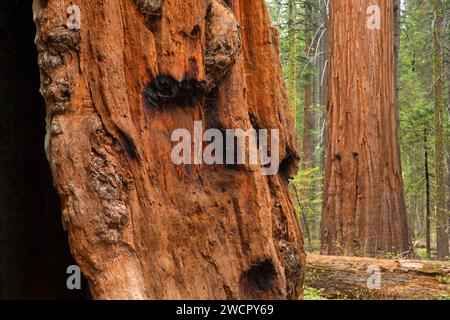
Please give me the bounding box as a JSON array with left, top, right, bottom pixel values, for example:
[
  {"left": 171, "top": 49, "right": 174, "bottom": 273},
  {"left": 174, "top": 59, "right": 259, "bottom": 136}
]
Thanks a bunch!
[
  {"left": 322, "top": 0, "right": 409, "bottom": 256},
  {"left": 306, "top": 254, "right": 450, "bottom": 300},
  {"left": 33, "top": 0, "right": 304, "bottom": 299}
]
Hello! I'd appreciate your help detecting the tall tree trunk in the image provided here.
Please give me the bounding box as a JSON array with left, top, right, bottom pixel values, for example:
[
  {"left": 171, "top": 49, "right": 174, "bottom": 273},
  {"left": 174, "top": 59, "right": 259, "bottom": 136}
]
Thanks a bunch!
[
  {"left": 447, "top": 67, "right": 450, "bottom": 241},
  {"left": 425, "top": 128, "right": 432, "bottom": 259},
  {"left": 318, "top": 0, "right": 328, "bottom": 174},
  {"left": 302, "top": 2, "right": 313, "bottom": 172},
  {"left": 287, "top": 0, "right": 298, "bottom": 123},
  {"left": 393, "top": 0, "right": 401, "bottom": 105},
  {"left": 416, "top": 194, "right": 424, "bottom": 238},
  {"left": 319, "top": 0, "right": 328, "bottom": 109},
  {"left": 432, "top": 0, "right": 449, "bottom": 259},
  {"left": 301, "top": 1, "right": 314, "bottom": 250},
  {"left": 302, "top": 36, "right": 313, "bottom": 167},
  {"left": 445, "top": 1, "right": 450, "bottom": 240},
  {"left": 321, "top": 0, "right": 409, "bottom": 257},
  {"left": 33, "top": 0, "right": 305, "bottom": 299},
  {"left": 408, "top": 196, "right": 416, "bottom": 241}
]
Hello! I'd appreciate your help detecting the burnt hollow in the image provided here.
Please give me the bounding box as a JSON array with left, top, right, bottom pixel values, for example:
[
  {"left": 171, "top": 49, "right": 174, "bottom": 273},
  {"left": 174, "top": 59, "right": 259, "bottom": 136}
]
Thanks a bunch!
[
  {"left": 0, "top": 1, "right": 90, "bottom": 299},
  {"left": 223, "top": 0, "right": 233, "bottom": 8},
  {"left": 248, "top": 111, "right": 263, "bottom": 149},
  {"left": 144, "top": 74, "right": 206, "bottom": 109},
  {"left": 278, "top": 146, "right": 297, "bottom": 181},
  {"left": 204, "top": 87, "right": 224, "bottom": 130},
  {"left": 240, "top": 258, "right": 277, "bottom": 297},
  {"left": 205, "top": 87, "right": 219, "bottom": 112},
  {"left": 117, "top": 129, "right": 138, "bottom": 160}
]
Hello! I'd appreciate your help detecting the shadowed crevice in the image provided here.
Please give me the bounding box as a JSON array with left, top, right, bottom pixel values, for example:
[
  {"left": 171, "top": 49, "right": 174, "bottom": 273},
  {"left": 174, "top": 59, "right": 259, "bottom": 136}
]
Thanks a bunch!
[
  {"left": 143, "top": 74, "right": 206, "bottom": 109},
  {"left": 240, "top": 258, "right": 277, "bottom": 297}
]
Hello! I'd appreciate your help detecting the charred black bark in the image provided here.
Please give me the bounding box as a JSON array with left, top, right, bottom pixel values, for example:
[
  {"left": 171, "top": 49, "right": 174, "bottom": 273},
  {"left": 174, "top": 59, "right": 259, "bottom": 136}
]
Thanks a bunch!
[
  {"left": 143, "top": 74, "right": 206, "bottom": 109},
  {"left": 240, "top": 259, "right": 277, "bottom": 297}
]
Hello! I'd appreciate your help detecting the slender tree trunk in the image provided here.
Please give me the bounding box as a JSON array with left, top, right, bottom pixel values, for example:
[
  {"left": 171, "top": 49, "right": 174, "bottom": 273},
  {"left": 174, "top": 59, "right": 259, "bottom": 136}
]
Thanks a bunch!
[
  {"left": 301, "top": 26, "right": 312, "bottom": 247},
  {"left": 319, "top": 0, "right": 329, "bottom": 172},
  {"left": 288, "top": 0, "right": 298, "bottom": 123},
  {"left": 302, "top": 31, "right": 313, "bottom": 171},
  {"left": 319, "top": 0, "right": 328, "bottom": 109},
  {"left": 446, "top": 4, "right": 450, "bottom": 240},
  {"left": 409, "top": 196, "right": 416, "bottom": 241},
  {"left": 322, "top": 0, "right": 409, "bottom": 256},
  {"left": 417, "top": 194, "right": 424, "bottom": 237},
  {"left": 432, "top": 0, "right": 449, "bottom": 259},
  {"left": 447, "top": 73, "right": 450, "bottom": 241},
  {"left": 425, "top": 128, "right": 432, "bottom": 259},
  {"left": 33, "top": 0, "right": 305, "bottom": 299},
  {"left": 302, "top": 1, "right": 314, "bottom": 172}
]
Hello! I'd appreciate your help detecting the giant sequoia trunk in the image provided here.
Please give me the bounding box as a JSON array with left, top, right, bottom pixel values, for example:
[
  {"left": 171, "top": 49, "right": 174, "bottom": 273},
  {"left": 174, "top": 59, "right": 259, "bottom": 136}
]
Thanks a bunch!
[
  {"left": 33, "top": 0, "right": 305, "bottom": 299},
  {"left": 321, "top": 1, "right": 409, "bottom": 256}
]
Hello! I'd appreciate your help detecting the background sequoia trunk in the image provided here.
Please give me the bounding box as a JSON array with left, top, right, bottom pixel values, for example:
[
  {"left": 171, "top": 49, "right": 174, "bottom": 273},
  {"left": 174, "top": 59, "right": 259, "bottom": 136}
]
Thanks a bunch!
[
  {"left": 321, "top": 0, "right": 409, "bottom": 256},
  {"left": 33, "top": 0, "right": 305, "bottom": 299}
]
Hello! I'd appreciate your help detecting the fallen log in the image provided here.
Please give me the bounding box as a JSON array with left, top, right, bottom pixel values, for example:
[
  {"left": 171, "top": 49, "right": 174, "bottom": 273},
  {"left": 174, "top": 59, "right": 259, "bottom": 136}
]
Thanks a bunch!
[{"left": 306, "top": 254, "right": 450, "bottom": 300}]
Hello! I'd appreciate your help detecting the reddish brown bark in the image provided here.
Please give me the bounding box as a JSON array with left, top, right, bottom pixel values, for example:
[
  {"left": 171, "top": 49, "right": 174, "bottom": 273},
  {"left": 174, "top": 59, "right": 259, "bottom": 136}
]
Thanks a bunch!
[
  {"left": 33, "top": 0, "right": 305, "bottom": 299},
  {"left": 321, "top": 0, "right": 409, "bottom": 257}
]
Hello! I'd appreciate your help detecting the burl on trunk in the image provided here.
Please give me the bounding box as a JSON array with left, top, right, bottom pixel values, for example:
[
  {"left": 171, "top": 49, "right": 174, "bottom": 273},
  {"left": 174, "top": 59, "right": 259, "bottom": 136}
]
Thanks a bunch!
[{"left": 33, "top": 0, "right": 305, "bottom": 299}]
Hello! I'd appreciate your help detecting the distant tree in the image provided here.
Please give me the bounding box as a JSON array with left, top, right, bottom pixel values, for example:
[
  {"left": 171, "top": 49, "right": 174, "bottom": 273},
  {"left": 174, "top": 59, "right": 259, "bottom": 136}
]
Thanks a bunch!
[
  {"left": 322, "top": 0, "right": 409, "bottom": 256},
  {"left": 432, "top": 0, "right": 449, "bottom": 259}
]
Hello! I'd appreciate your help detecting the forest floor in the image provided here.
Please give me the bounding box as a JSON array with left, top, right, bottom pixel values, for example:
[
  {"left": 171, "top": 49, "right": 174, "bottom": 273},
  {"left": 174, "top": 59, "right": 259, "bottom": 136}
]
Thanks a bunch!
[{"left": 304, "top": 254, "right": 450, "bottom": 300}]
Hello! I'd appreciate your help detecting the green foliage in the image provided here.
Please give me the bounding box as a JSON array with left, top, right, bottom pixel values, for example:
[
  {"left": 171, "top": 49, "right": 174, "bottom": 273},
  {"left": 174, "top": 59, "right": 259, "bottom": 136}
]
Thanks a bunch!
[
  {"left": 399, "top": 0, "right": 450, "bottom": 253},
  {"left": 303, "top": 287, "right": 327, "bottom": 300},
  {"left": 436, "top": 275, "right": 450, "bottom": 285},
  {"left": 290, "top": 166, "right": 323, "bottom": 251},
  {"left": 305, "top": 267, "right": 320, "bottom": 282},
  {"left": 334, "top": 292, "right": 348, "bottom": 300},
  {"left": 416, "top": 247, "right": 431, "bottom": 260}
]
